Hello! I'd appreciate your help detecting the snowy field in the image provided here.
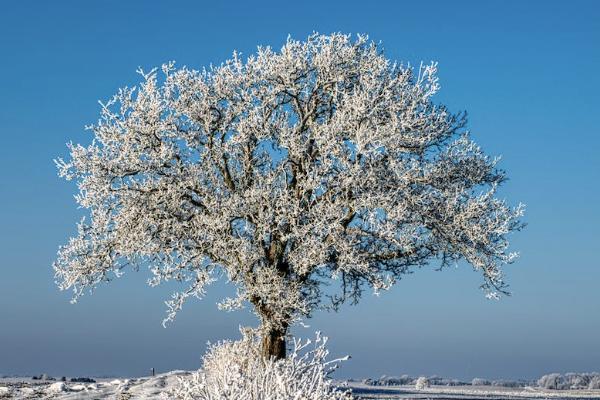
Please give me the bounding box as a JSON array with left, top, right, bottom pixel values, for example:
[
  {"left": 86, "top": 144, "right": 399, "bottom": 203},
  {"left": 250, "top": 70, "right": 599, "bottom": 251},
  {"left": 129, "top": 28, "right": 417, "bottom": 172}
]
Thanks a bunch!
[
  {"left": 0, "top": 372, "right": 187, "bottom": 399},
  {"left": 347, "top": 382, "right": 600, "bottom": 399},
  {"left": 2, "top": 373, "right": 600, "bottom": 400}
]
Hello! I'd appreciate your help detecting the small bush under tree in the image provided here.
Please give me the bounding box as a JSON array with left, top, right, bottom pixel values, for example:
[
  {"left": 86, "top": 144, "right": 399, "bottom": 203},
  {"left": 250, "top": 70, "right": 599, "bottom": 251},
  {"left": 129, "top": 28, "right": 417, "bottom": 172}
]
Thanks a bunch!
[{"left": 167, "top": 331, "right": 351, "bottom": 400}]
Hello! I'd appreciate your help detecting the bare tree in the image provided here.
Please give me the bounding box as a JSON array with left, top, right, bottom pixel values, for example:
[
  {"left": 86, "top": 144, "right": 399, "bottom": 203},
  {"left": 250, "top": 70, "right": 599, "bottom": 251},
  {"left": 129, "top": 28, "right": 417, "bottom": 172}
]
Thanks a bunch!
[{"left": 54, "top": 33, "right": 524, "bottom": 360}]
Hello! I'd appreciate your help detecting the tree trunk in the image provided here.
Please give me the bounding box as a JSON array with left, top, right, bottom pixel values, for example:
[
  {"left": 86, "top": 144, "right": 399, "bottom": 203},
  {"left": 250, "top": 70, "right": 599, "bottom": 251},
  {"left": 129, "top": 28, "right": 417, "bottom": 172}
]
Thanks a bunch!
[{"left": 261, "top": 327, "right": 286, "bottom": 360}]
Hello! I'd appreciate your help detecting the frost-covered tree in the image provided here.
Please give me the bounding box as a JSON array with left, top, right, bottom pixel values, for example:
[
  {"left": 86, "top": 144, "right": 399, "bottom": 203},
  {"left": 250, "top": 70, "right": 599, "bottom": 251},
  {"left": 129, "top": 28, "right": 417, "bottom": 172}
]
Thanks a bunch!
[
  {"left": 54, "top": 33, "right": 523, "bottom": 360},
  {"left": 538, "top": 373, "right": 566, "bottom": 390},
  {"left": 471, "top": 378, "right": 491, "bottom": 386},
  {"left": 415, "top": 377, "right": 430, "bottom": 390}
]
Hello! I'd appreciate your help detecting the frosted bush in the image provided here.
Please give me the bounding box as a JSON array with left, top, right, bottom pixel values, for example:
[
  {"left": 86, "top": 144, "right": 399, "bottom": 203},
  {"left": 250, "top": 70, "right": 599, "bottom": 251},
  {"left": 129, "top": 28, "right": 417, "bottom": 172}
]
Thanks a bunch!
[
  {"left": 415, "top": 377, "right": 430, "bottom": 390},
  {"left": 471, "top": 378, "right": 491, "bottom": 386},
  {"left": 167, "top": 331, "right": 352, "bottom": 400}
]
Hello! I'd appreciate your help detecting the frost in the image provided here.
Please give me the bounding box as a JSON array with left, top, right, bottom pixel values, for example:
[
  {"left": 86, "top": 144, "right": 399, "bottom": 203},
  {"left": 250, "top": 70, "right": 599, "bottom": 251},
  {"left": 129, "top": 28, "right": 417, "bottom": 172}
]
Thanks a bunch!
[
  {"left": 54, "top": 32, "right": 523, "bottom": 353},
  {"left": 538, "top": 372, "right": 600, "bottom": 390},
  {"left": 166, "top": 331, "right": 351, "bottom": 400},
  {"left": 415, "top": 376, "right": 430, "bottom": 390}
]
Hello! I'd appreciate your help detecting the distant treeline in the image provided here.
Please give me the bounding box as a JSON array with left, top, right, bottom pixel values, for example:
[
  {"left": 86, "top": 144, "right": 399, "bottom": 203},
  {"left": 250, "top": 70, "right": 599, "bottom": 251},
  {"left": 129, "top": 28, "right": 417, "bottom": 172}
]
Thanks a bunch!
[
  {"left": 362, "top": 372, "right": 600, "bottom": 390},
  {"left": 536, "top": 373, "right": 600, "bottom": 390}
]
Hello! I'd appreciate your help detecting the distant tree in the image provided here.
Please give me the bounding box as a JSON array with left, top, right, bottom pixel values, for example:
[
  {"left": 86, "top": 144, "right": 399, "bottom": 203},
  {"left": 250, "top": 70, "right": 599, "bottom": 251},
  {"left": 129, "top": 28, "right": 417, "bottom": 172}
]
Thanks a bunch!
[
  {"left": 538, "top": 373, "right": 566, "bottom": 390},
  {"left": 415, "top": 377, "right": 430, "bottom": 390},
  {"left": 54, "top": 33, "right": 523, "bottom": 360},
  {"left": 565, "top": 372, "right": 590, "bottom": 389},
  {"left": 589, "top": 375, "right": 600, "bottom": 390},
  {"left": 471, "top": 378, "right": 491, "bottom": 386},
  {"left": 536, "top": 373, "right": 600, "bottom": 390}
]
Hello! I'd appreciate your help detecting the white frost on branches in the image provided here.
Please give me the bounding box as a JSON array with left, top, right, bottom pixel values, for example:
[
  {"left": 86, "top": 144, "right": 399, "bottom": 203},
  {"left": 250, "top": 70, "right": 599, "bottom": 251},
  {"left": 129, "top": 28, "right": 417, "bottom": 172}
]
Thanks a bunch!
[
  {"left": 166, "top": 331, "right": 351, "bottom": 400},
  {"left": 415, "top": 376, "right": 430, "bottom": 390},
  {"left": 54, "top": 33, "right": 524, "bottom": 334}
]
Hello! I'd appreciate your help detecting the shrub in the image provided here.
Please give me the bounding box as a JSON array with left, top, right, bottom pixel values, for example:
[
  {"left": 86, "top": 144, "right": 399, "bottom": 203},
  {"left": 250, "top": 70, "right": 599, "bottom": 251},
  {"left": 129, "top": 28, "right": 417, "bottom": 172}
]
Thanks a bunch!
[{"left": 167, "top": 331, "right": 352, "bottom": 400}]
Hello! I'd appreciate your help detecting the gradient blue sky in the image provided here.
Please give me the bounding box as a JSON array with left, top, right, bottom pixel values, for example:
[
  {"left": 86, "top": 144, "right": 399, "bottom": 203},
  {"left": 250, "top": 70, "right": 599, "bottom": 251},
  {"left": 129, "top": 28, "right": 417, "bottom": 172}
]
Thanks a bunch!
[{"left": 0, "top": 0, "right": 598, "bottom": 380}]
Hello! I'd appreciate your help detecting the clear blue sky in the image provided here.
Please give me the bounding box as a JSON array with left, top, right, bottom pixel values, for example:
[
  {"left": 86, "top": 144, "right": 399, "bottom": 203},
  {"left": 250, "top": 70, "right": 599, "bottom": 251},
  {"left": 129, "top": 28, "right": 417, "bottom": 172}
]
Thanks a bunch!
[{"left": 0, "top": 0, "right": 598, "bottom": 380}]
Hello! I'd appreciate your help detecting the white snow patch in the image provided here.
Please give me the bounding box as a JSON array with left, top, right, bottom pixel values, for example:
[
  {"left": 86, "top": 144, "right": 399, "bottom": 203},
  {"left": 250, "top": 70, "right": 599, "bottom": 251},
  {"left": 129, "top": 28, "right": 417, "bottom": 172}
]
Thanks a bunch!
[{"left": 46, "top": 381, "right": 69, "bottom": 393}]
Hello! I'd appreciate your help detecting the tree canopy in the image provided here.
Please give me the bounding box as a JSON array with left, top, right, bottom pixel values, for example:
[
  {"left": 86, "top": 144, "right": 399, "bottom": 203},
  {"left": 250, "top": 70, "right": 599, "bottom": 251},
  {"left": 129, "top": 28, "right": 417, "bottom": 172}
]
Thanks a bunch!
[{"left": 55, "top": 33, "right": 523, "bottom": 359}]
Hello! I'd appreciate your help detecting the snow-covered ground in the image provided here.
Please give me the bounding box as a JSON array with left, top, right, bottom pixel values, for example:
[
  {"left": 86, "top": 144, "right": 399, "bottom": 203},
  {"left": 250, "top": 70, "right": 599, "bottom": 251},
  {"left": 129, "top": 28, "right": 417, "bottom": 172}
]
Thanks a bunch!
[
  {"left": 2, "top": 373, "right": 600, "bottom": 399},
  {"left": 0, "top": 371, "right": 600, "bottom": 400},
  {"left": 347, "top": 382, "right": 600, "bottom": 399},
  {"left": 0, "top": 371, "right": 189, "bottom": 399}
]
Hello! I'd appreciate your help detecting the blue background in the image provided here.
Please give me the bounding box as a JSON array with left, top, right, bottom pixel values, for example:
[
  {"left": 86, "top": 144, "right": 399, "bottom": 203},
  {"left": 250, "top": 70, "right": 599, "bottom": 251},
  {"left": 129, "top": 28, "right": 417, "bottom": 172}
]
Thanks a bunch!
[{"left": 0, "top": 0, "right": 598, "bottom": 380}]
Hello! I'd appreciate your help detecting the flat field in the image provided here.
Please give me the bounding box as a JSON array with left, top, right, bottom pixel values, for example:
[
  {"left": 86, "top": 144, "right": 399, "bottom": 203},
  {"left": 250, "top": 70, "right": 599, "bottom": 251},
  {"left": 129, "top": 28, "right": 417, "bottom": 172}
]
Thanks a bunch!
[{"left": 2, "top": 373, "right": 600, "bottom": 399}]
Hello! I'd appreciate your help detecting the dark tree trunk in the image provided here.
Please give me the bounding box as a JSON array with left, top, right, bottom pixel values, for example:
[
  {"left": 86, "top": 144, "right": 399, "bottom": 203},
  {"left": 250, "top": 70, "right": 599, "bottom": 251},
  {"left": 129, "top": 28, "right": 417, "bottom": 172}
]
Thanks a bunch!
[{"left": 261, "top": 327, "right": 287, "bottom": 360}]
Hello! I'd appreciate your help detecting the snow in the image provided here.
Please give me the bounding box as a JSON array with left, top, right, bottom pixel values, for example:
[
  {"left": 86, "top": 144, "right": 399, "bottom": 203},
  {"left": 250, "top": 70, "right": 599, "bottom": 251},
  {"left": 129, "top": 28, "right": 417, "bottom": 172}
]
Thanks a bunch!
[
  {"left": 347, "top": 381, "right": 600, "bottom": 399},
  {"left": 1, "top": 374, "right": 600, "bottom": 399},
  {"left": 0, "top": 372, "right": 187, "bottom": 399},
  {"left": 45, "top": 382, "right": 68, "bottom": 393}
]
